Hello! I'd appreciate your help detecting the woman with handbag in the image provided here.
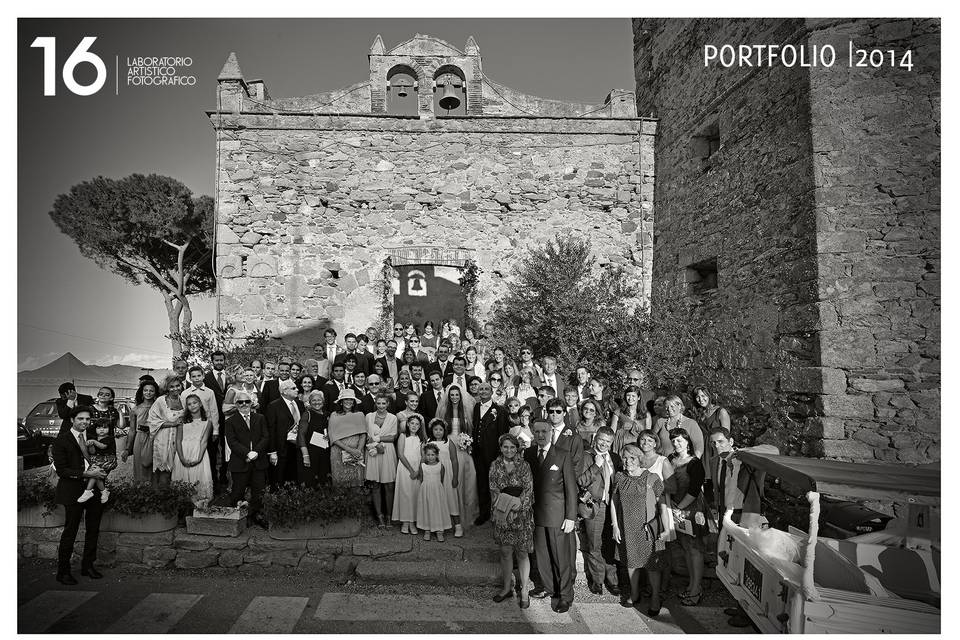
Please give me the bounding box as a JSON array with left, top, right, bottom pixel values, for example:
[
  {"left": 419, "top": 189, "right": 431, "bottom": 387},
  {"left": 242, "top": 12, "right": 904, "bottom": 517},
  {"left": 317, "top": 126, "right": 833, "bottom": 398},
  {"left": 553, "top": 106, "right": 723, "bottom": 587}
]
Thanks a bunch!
[
  {"left": 123, "top": 380, "right": 159, "bottom": 484},
  {"left": 488, "top": 433, "right": 534, "bottom": 609},
  {"left": 664, "top": 428, "right": 710, "bottom": 606},
  {"left": 609, "top": 434, "right": 674, "bottom": 616}
]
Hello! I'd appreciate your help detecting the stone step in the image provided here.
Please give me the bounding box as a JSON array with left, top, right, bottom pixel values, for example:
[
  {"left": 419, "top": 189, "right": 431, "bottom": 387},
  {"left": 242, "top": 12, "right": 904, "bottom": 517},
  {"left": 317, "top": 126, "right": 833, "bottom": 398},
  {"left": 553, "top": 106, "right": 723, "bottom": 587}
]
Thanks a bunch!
[{"left": 356, "top": 559, "right": 501, "bottom": 586}]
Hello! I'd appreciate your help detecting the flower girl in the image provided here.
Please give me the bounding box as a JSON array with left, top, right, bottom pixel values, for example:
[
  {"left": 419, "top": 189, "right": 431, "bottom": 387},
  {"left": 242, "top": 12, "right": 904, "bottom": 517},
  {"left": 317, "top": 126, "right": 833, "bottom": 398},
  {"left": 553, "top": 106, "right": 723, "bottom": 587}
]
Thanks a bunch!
[
  {"left": 416, "top": 443, "right": 451, "bottom": 541},
  {"left": 393, "top": 415, "right": 425, "bottom": 534}
]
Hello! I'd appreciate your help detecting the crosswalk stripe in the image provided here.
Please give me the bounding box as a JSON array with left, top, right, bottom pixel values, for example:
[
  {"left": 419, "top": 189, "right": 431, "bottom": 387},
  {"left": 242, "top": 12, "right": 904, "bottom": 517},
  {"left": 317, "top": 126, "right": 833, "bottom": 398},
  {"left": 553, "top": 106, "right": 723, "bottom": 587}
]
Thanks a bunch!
[
  {"left": 230, "top": 596, "right": 309, "bottom": 634},
  {"left": 105, "top": 593, "right": 204, "bottom": 633},
  {"left": 18, "top": 590, "right": 98, "bottom": 633},
  {"left": 316, "top": 593, "right": 568, "bottom": 624},
  {"left": 576, "top": 602, "right": 652, "bottom": 634}
]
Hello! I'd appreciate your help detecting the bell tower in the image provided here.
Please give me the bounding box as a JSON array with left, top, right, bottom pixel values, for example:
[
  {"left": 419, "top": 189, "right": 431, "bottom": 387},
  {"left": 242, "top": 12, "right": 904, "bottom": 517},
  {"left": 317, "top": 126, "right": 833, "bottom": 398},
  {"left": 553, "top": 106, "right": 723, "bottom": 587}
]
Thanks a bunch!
[{"left": 368, "top": 33, "right": 483, "bottom": 118}]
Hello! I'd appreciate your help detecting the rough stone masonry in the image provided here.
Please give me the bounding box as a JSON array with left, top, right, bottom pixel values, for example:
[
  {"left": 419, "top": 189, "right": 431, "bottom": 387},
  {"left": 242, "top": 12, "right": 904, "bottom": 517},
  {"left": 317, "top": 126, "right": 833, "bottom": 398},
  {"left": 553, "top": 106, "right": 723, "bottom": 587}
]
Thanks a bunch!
[
  {"left": 634, "top": 18, "right": 940, "bottom": 464},
  {"left": 210, "top": 34, "right": 654, "bottom": 344}
]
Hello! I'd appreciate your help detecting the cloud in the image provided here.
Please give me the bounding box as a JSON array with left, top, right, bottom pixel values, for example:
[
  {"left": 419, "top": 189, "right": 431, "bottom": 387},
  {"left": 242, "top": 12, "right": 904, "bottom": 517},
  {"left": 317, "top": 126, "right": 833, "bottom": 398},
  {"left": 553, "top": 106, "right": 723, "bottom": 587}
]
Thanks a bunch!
[{"left": 91, "top": 353, "right": 172, "bottom": 369}]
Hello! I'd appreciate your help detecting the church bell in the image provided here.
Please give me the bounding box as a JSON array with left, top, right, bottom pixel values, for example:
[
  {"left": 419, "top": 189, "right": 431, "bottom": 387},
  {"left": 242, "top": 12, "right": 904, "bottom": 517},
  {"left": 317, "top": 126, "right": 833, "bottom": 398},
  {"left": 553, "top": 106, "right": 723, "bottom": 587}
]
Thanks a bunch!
[{"left": 438, "top": 83, "right": 461, "bottom": 111}]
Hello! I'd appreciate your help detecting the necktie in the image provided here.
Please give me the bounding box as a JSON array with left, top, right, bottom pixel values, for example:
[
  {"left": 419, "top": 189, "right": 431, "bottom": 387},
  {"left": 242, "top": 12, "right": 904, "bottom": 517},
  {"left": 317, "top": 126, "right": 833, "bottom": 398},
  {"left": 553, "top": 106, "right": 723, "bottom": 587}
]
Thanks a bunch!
[
  {"left": 538, "top": 448, "right": 546, "bottom": 464},
  {"left": 600, "top": 453, "right": 612, "bottom": 497},
  {"left": 289, "top": 401, "right": 300, "bottom": 424},
  {"left": 718, "top": 459, "right": 728, "bottom": 515},
  {"left": 217, "top": 372, "right": 223, "bottom": 389}
]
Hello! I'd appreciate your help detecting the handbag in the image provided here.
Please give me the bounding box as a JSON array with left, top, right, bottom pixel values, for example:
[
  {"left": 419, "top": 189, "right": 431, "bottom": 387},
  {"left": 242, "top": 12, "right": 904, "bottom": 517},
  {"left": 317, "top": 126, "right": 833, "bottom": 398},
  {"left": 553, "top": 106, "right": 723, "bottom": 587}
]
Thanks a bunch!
[
  {"left": 577, "top": 490, "right": 597, "bottom": 520},
  {"left": 493, "top": 491, "right": 521, "bottom": 526}
]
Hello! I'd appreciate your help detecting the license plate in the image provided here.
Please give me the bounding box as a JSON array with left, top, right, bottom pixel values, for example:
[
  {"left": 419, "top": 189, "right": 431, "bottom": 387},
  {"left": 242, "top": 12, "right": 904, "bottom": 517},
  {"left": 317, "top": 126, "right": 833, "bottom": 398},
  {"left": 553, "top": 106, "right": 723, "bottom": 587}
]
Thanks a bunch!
[{"left": 743, "top": 558, "right": 763, "bottom": 603}]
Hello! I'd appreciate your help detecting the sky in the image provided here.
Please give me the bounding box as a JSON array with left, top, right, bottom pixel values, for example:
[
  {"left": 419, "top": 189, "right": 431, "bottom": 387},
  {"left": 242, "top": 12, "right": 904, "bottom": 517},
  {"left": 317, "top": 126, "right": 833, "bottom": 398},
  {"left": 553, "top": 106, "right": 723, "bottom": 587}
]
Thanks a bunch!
[{"left": 17, "top": 18, "right": 637, "bottom": 371}]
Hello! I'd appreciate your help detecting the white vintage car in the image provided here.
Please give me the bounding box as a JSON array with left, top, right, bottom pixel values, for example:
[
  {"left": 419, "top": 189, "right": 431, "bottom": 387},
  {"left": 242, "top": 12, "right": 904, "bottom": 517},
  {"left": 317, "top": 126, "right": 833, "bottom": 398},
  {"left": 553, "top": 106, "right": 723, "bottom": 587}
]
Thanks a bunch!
[{"left": 716, "top": 452, "right": 939, "bottom": 634}]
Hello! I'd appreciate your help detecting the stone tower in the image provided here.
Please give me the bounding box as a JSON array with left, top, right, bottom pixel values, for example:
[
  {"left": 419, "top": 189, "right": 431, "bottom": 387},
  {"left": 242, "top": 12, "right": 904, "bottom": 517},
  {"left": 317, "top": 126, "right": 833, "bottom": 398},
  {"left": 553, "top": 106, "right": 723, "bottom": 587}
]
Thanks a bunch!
[{"left": 633, "top": 19, "right": 940, "bottom": 463}]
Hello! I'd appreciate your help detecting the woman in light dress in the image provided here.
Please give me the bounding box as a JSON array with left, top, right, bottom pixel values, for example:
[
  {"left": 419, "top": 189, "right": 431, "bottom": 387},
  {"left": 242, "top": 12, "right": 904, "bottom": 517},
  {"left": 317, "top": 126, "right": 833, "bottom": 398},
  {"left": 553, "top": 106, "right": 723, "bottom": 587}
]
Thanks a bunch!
[
  {"left": 171, "top": 393, "right": 213, "bottom": 501},
  {"left": 436, "top": 385, "right": 478, "bottom": 530},
  {"left": 147, "top": 376, "right": 185, "bottom": 488},
  {"left": 427, "top": 418, "right": 463, "bottom": 537},
  {"left": 123, "top": 380, "right": 159, "bottom": 484},
  {"left": 365, "top": 393, "right": 399, "bottom": 528},
  {"left": 394, "top": 414, "right": 425, "bottom": 534}
]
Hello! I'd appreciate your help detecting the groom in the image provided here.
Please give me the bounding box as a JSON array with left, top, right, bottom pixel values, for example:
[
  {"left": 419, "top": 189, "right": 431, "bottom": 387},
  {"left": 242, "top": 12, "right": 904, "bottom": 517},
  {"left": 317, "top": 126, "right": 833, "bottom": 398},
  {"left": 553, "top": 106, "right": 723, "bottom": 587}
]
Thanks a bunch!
[{"left": 471, "top": 382, "right": 507, "bottom": 525}]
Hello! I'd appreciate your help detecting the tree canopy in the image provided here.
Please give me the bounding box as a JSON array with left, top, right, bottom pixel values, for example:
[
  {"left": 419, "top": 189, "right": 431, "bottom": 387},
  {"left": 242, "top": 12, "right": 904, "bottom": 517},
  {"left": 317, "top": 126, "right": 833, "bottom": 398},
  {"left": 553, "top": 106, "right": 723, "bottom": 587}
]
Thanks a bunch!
[{"left": 49, "top": 173, "right": 215, "bottom": 359}]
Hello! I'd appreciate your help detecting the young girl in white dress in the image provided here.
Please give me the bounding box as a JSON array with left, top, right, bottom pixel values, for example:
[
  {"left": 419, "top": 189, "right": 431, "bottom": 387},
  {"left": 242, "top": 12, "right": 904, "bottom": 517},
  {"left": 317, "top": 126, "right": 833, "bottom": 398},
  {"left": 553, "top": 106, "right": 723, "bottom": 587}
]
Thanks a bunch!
[
  {"left": 172, "top": 394, "right": 213, "bottom": 501},
  {"left": 417, "top": 443, "right": 451, "bottom": 541},
  {"left": 393, "top": 414, "right": 425, "bottom": 534},
  {"left": 427, "top": 419, "right": 462, "bottom": 537}
]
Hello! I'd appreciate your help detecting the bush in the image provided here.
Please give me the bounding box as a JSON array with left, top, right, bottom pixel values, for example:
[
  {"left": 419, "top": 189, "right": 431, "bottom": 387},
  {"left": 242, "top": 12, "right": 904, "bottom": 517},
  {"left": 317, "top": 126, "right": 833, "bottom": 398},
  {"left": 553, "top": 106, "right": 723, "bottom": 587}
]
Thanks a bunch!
[
  {"left": 263, "top": 483, "right": 369, "bottom": 530},
  {"left": 104, "top": 478, "right": 197, "bottom": 518},
  {"left": 168, "top": 321, "right": 307, "bottom": 371},
  {"left": 17, "top": 473, "right": 58, "bottom": 514}
]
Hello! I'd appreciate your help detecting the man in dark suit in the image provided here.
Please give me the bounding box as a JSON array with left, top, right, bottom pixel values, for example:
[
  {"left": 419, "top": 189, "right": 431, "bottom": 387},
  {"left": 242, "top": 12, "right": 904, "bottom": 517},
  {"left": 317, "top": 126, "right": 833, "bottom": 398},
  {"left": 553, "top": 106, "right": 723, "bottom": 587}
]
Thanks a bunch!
[
  {"left": 544, "top": 398, "right": 585, "bottom": 473},
  {"left": 357, "top": 373, "right": 379, "bottom": 414},
  {"left": 442, "top": 355, "right": 471, "bottom": 393},
  {"left": 524, "top": 419, "right": 578, "bottom": 613},
  {"left": 322, "top": 362, "right": 350, "bottom": 411},
  {"left": 260, "top": 361, "right": 291, "bottom": 410},
  {"left": 419, "top": 370, "right": 445, "bottom": 421},
  {"left": 428, "top": 342, "right": 454, "bottom": 379},
  {"left": 265, "top": 379, "right": 305, "bottom": 488},
  {"left": 563, "top": 388, "right": 582, "bottom": 430},
  {"left": 335, "top": 333, "right": 371, "bottom": 376},
  {"left": 539, "top": 355, "right": 566, "bottom": 399},
  {"left": 376, "top": 340, "right": 402, "bottom": 385},
  {"left": 51, "top": 406, "right": 108, "bottom": 584},
  {"left": 204, "top": 350, "right": 231, "bottom": 489},
  {"left": 56, "top": 382, "right": 95, "bottom": 435},
  {"left": 577, "top": 426, "right": 623, "bottom": 595},
  {"left": 471, "top": 382, "right": 508, "bottom": 526},
  {"left": 225, "top": 391, "right": 270, "bottom": 527}
]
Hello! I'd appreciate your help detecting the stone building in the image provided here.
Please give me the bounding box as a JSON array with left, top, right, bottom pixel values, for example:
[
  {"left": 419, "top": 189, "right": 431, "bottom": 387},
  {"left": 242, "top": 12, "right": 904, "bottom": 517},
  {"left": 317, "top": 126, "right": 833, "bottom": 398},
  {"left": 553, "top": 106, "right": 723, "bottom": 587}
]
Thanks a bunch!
[
  {"left": 633, "top": 19, "right": 940, "bottom": 463},
  {"left": 210, "top": 34, "right": 654, "bottom": 343}
]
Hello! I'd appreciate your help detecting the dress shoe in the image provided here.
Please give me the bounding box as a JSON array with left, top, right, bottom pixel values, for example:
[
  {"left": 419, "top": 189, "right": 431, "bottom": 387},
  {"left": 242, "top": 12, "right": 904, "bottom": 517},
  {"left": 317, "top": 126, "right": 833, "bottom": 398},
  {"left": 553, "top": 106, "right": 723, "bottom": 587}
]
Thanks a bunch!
[
  {"left": 724, "top": 607, "right": 742, "bottom": 616},
  {"left": 556, "top": 601, "right": 571, "bottom": 614},
  {"left": 588, "top": 584, "right": 603, "bottom": 595},
  {"left": 605, "top": 582, "right": 621, "bottom": 596},
  {"left": 474, "top": 515, "right": 489, "bottom": 526},
  {"left": 519, "top": 598, "right": 530, "bottom": 610},
  {"left": 492, "top": 590, "right": 513, "bottom": 603},
  {"left": 252, "top": 514, "right": 269, "bottom": 529},
  {"left": 646, "top": 607, "right": 661, "bottom": 618},
  {"left": 80, "top": 566, "right": 103, "bottom": 579},
  {"left": 56, "top": 572, "right": 78, "bottom": 586},
  {"left": 528, "top": 587, "right": 549, "bottom": 599}
]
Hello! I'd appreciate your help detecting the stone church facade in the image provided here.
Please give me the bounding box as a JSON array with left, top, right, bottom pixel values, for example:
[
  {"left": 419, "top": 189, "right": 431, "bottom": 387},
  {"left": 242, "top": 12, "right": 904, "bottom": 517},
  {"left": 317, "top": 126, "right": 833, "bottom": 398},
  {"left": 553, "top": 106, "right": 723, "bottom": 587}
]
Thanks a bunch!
[{"left": 210, "top": 34, "right": 654, "bottom": 344}]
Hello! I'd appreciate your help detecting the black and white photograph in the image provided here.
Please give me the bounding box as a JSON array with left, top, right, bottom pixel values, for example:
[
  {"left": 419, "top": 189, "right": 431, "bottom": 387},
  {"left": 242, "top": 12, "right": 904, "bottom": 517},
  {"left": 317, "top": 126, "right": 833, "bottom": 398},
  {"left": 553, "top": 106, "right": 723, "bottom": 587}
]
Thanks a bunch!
[{"left": 15, "top": 12, "right": 942, "bottom": 635}]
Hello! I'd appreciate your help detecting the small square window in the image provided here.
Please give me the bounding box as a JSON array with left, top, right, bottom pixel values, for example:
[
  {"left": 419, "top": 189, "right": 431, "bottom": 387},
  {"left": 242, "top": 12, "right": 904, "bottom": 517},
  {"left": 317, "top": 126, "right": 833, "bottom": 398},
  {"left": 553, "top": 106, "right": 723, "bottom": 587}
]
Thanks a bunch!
[
  {"left": 686, "top": 257, "right": 718, "bottom": 296},
  {"left": 691, "top": 121, "right": 721, "bottom": 161}
]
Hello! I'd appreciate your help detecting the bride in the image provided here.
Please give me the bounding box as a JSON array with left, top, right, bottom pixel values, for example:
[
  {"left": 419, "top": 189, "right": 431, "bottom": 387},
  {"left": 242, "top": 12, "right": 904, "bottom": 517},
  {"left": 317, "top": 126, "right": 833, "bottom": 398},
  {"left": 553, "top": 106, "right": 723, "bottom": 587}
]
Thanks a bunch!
[{"left": 436, "top": 385, "right": 479, "bottom": 529}]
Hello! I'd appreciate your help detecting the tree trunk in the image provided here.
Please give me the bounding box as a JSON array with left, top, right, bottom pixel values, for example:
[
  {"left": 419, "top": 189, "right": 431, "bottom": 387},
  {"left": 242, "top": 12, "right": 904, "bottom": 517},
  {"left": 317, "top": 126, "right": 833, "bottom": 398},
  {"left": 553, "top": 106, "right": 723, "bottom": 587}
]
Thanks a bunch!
[
  {"left": 180, "top": 296, "right": 193, "bottom": 352},
  {"left": 164, "top": 294, "right": 184, "bottom": 363}
]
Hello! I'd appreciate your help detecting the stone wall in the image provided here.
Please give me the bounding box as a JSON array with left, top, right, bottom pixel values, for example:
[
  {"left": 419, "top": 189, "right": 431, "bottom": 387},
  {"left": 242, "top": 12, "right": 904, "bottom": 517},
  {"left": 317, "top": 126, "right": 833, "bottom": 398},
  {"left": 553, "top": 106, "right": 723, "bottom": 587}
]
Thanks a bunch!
[
  {"left": 633, "top": 18, "right": 940, "bottom": 462},
  {"left": 212, "top": 113, "right": 655, "bottom": 343}
]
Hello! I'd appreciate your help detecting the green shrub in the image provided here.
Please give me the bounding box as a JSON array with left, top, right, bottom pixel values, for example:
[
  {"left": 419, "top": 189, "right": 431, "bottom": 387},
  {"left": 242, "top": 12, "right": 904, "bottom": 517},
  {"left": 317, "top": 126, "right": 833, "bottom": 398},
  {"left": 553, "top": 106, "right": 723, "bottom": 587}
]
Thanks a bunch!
[
  {"left": 17, "top": 473, "right": 58, "bottom": 514},
  {"left": 263, "top": 483, "right": 369, "bottom": 529},
  {"left": 104, "top": 478, "right": 197, "bottom": 518}
]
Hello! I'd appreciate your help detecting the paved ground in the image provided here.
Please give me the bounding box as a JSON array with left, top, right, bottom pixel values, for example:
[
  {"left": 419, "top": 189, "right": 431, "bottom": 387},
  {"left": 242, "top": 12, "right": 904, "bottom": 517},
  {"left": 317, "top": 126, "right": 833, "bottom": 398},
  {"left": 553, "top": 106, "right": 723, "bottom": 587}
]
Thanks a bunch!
[{"left": 19, "top": 559, "right": 756, "bottom": 634}]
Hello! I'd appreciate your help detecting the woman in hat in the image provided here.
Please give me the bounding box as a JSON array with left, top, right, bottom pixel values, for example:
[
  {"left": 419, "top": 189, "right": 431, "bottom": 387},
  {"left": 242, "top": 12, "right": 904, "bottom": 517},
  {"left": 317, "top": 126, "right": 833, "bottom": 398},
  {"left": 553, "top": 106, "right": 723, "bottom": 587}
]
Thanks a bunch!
[{"left": 328, "top": 388, "right": 367, "bottom": 487}]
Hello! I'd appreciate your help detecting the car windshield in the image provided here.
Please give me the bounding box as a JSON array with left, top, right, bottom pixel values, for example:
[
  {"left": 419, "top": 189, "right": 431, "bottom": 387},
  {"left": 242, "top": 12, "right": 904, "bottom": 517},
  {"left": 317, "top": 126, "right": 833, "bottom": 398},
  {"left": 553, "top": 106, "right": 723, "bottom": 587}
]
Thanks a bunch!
[{"left": 29, "top": 403, "right": 57, "bottom": 418}]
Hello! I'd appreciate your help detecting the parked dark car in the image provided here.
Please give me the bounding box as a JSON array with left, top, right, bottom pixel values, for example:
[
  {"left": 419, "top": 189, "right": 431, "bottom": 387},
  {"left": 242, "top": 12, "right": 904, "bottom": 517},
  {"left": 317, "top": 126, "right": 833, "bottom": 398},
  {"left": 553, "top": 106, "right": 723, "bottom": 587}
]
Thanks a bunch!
[
  {"left": 23, "top": 398, "right": 61, "bottom": 440},
  {"left": 18, "top": 421, "right": 50, "bottom": 470}
]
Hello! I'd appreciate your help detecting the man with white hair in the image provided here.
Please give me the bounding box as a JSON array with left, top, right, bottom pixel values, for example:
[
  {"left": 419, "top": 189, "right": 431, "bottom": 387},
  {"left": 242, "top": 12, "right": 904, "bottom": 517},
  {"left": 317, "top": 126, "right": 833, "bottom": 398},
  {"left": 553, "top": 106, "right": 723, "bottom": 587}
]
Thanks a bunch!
[
  {"left": 225, "top": 391, "right": 270, "bottom": 527},
  {"left": 265, "top": 378, "right": 305, "bottom": 488}
]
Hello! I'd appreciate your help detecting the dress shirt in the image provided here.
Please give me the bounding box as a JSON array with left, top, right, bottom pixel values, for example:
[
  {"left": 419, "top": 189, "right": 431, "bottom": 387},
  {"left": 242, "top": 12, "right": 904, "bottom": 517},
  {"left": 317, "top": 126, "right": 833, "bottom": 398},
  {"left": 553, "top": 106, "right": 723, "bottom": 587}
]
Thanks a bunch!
[
  {"left": 75, "top": 430, "right": 90, "bottom": 469},
  {"left": 181, "top": 384, "right": 220, "bottom": 435},
  {"left": 326, "top": 344, "right": 338, "bottom": 363},
  {"left": 596, "top": 451, "right": 613, "bottom": 497},
  {"left": 551, "top": 423, "right": 565, "bottom": 445},
  {"left": 479, "top": 400, "right": 493, "bottom": 417},
  {"left": 543, "top": 373, "right": 558, "bottom": 395}
]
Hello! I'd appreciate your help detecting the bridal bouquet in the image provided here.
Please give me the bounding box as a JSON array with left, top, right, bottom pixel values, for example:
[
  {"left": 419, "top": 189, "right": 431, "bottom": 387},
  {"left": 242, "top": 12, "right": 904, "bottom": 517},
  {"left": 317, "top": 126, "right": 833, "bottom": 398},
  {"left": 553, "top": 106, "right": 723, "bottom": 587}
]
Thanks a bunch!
[{"left": 456, "top": 432, "right": 473, "bottom": 454}]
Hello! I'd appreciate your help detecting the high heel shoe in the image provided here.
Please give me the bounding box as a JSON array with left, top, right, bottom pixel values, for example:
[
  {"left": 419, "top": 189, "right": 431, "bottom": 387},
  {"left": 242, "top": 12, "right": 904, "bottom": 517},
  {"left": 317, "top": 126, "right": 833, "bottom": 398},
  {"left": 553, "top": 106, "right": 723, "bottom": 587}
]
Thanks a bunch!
[
  {"left": 492, "top": 590, "right": 513, "bottom": 603},
  {"left": 519, "top": 598, "right": 530, "bottom": 610},
  {"left": 680, "top": 590, "right": 703, "bottom": 607}
]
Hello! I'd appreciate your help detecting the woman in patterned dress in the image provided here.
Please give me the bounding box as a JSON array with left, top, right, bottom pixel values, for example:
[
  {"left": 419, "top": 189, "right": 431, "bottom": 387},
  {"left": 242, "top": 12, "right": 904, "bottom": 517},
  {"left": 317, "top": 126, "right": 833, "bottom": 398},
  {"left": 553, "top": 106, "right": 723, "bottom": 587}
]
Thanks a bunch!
[
  {"left": 610, "top": 434, "right": 674, "bottom": 616},
  {"left": 488, "top": 433, "right": 535, "bottom": 609},
  {"left": 610, "top": 386, "right": 650, "bottom": 456},
  {"left": 123, "top": 380, "right": 158, "bottom": 484}
]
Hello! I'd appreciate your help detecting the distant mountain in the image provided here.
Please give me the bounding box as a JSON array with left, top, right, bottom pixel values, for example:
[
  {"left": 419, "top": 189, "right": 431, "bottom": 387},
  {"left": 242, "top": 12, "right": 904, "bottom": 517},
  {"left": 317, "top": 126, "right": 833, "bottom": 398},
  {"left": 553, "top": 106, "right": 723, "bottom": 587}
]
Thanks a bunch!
[{"left": 19, "top": 352, "right": 166, "bottom": 384}]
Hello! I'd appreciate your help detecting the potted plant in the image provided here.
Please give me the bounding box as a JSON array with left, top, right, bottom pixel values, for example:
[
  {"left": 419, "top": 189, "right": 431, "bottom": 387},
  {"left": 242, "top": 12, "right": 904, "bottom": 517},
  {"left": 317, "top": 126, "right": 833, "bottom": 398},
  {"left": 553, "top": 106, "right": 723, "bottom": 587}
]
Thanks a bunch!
[
  {"left": 263, "top": 483, "right": 367, "bottom": 540},
  {"left": 17, "top": 473, "right": 64, "bottom": 527},
  {"left": 99, "top": 479, "right": 197, "bottom": 533}
]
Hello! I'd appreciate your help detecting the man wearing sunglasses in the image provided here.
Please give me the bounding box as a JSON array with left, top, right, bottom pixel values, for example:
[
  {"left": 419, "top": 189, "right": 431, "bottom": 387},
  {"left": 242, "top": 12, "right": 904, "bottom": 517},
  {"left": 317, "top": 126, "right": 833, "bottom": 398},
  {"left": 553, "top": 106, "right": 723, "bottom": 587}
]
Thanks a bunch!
[
  {"left": 225, "top": 391, "right": 270, "bottom": 528},
  {"left": 544, "top": 398, "right": 584, "bottom": 473},
  {"left": 517, "top": 345, "right": 543, "bottom": 389}
]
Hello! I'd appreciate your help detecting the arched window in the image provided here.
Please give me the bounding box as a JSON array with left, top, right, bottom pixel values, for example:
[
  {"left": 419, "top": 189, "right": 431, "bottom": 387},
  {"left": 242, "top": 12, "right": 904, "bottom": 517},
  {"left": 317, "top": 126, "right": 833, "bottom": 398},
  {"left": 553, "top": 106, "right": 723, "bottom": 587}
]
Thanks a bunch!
[
  {"left": 386, "top": 65, "right": 418, "bottom": 116},
  {"left": 433, "top": 66, "right": 466, "bottom": 117}
]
